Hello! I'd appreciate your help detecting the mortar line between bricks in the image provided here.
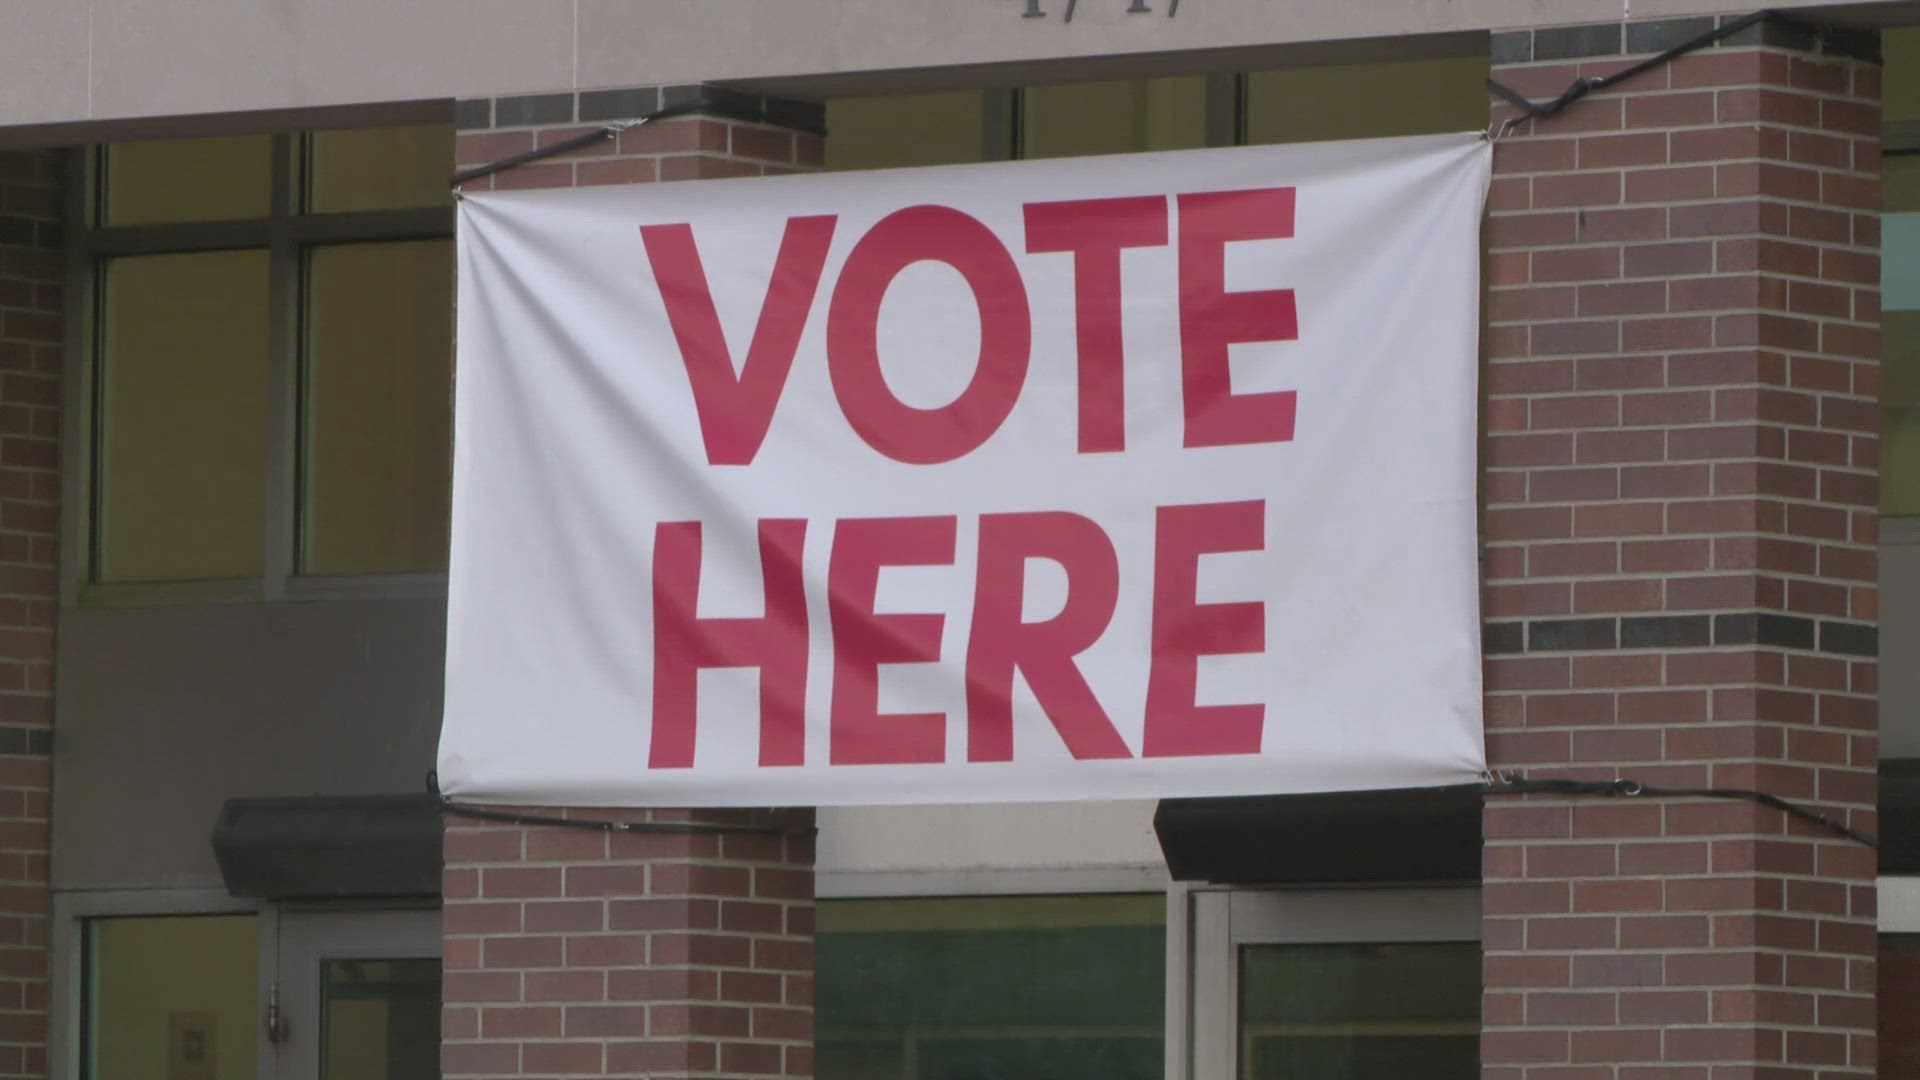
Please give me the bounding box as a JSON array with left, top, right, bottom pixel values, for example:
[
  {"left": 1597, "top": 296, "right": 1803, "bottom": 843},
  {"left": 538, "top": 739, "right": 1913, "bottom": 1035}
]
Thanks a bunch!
[
  {"left": 1492, "top": 159, "right": 1881, "bottom": 177},
  {"left": 1485, "top": 408, "right": 1886, "bottom": 426},
  {"left": 1490, "top": 265, "right": 1883, "bottom": 283}
]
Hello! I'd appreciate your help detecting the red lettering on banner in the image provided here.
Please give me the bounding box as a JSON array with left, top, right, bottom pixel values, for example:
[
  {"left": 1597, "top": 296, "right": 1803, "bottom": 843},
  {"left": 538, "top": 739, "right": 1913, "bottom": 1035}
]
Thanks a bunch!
[
  {"left": 1142, "top": 500, "right": 1267, "bottom": 757},
  {"left": 829, "top": 516, "right": 958, "bottom": 764},
  {"left": 650, "top": 519, "right": 811, "bottom": 768},
  {"left": 1023, "top": 196, "right": 1169, "bottom": 453},
  {"left": 826, "top": 206, "right": 1032, "bottom": 464},
  {"left": 639, "top": 215, "right": 838, "bottom": 465},
  {"left": 965, "top": 512, "right": 1130, "bottom": 761},
  {"left": 1176, "top": 188, "right": 1299, "bottom": 448}
]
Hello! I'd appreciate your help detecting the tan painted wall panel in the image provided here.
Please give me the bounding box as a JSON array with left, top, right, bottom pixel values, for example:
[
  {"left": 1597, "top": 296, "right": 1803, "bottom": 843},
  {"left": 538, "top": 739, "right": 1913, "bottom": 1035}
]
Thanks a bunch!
[
  {"left": 0, "top": 0, "right": 1878, "bottom": 131},
  {"left": 0, "top": 0, "right": 90, "bottom": 126},
  {"left": 86, "top": 0, "right": 573, "bottom": 124}
]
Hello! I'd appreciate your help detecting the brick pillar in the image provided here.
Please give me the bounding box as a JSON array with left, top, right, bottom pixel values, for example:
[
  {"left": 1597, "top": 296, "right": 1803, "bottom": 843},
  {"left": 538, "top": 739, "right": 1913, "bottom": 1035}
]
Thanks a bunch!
[
  {"left": 442, "top": 87, "right": 822, "bottom": 1080},
  {"left": 0, "top": 150, "right": 59, "bottom": 1080},
  {"left": 1481, "top": 19, "right": 1881, "bottom": 1078}
]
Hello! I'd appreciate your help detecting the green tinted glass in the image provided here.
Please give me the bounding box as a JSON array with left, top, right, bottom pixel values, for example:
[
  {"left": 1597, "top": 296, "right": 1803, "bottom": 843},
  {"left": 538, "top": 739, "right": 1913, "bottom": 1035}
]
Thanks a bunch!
[
  {"left": 1022, "top": 77, "right": 1207, "bottom": 158},
  {"left": 1887, "top": 27, "right": 1920, "bottom": 128},
  {"left": 86, "top": 915, "right": 259, "bottom": 1080},
  {"left": 104, "top": 136, "right": 273, "bottom": 225},
  {"left": 98, "top": 250, "right": 271, "bottom": 581},
  {"left": 817, "top": 895, "right": 1165, "bottom": 1080},
  {"left": 1886, "top": 133, "right": 1920, "bottom": 515},
  {"left": 321, "top": 958, "right": 441, "bottom": 1080},
  {"left": 307, "top": 125, "right": 456, "bottom": 213},
  {"left": 1238, "top": 941, "right": 1479, "bottom": 1079},
  {"left": 1245, "top": 57, "right": 1488, "bottom": 145},
  {"left": 301, "top": 240, "right": 454, "bottom": 574},
  {"left": 826, "top": 92, "right": 991, "bottom": 170}
]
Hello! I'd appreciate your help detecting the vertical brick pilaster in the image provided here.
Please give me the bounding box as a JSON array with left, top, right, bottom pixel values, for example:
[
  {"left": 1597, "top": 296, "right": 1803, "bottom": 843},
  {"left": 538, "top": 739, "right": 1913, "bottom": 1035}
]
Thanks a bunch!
[
  {"left": 453, "top": 85, "right": 824, "bottom": 193},
  {"left": 442, "top": 809, "right": 815, "bottom": 1080},
  {"left": 1482, "top": 22, "right": 1880, "bottom": 1078},
  {"left": 0, "top": 149, "right": 59, "bottom": 1080},
  {"left": 442, "top": 86, "right": 822, "bottom": 1080}
]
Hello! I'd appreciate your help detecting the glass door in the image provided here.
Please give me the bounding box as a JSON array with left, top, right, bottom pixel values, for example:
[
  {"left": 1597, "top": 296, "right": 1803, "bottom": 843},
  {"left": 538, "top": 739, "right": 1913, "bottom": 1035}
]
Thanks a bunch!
[
  {"left": 1188, "top": 889, "right": 1479, "bottom": 1079},
  {"left": 272, "top": 909, "right": 441, "bottom": 1080}
]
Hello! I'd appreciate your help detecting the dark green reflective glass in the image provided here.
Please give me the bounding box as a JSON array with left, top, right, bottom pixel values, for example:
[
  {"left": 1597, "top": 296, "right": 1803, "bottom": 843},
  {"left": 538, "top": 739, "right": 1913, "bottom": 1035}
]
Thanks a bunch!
[
  {"left": 1238, "top": 941, "right": 1479, "bottom": 1080},
  {"left": 817, "top": 895, "right": 1165, "bottom": 1080},
  {"left": 320, "top": 957, "right": 441, "bottom": 1080}
]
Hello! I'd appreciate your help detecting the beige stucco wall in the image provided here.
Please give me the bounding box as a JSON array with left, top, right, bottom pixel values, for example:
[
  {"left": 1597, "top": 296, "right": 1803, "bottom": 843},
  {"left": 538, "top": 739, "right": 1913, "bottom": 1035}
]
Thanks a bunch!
[{"left": 0, "top": 0, "right": 1879, "bottom": 134}]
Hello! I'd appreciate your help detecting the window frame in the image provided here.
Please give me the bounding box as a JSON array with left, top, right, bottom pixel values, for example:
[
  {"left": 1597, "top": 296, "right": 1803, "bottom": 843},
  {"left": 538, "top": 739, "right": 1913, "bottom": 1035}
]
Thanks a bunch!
[
  {"left": 1176, "top": 884, "right": 1481, "bottom": 1080},
  {"left": 47, "top": 888, "right": 261, "bottom": 1080},
  {"left": 63, "top": 130, "right": 455, "bottom": 606}
]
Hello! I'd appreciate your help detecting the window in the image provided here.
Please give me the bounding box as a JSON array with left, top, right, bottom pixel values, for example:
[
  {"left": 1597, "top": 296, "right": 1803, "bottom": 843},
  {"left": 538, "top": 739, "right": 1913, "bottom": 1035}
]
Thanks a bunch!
[
  {"left": 1241, "top": 56, "right": 1489, "bottom": 145},
  {"left": 1238, "top": 941, "right": 1479, "bottom": 1077},
  {"left": 826, "top": 93, "right": 997, "bottom": 170},
  {"left": 821, "top": 58, "right": 1489, "bottom": 173},
  {"left": 1881, "top": 28, "right": 1920, "bottom": 758},
  {"left": 83, "top": 914, "right": 259, "bottom": 1080},
  {"left": 816, "top": 894, "right": 1166, "bottom": 1079},
  {"left": 1021, "top": 76, "right": 1209, "bottom": 158},
  {"left": 1885, "top": 28, "right": 1920, "bottom": 517},
  {"left": 80, "top": 126, "right": 455, "bottom": 590},
  {"left": 1187, "top": 888, "right": 1480, "bottom": 1079}
]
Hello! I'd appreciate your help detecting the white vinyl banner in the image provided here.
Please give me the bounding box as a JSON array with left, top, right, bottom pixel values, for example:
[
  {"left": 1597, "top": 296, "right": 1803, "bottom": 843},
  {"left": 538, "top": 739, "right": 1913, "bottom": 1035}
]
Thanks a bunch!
[{"left": 440, "top": 132, "right": 1491, "bottom": 807}]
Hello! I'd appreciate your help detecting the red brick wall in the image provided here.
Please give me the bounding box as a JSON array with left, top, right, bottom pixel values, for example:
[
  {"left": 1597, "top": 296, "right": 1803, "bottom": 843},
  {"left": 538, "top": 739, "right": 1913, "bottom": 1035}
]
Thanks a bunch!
[
  {"left": 453, "top": 88, "right": 821, "bottom": 193},
  {"left": 1481, "top": 27, "right": 1880, "bottom": 1078},
  {"left": 442, "top": 809, "right": 815, "bottom": 1079},
  {"left": 0, "top": 149, "right": 60, "bottom": 1080},
  {"left": 443, "top": 89, "right": 822, "bottom": 1080}
]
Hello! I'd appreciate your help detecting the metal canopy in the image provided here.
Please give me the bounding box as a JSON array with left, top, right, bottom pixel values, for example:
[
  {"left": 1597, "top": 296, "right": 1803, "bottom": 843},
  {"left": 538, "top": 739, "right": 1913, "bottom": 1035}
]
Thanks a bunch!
[
  {"left": 211, "top": 793, "right": 443, "bottom": 900},
  {"left": 1153, "top": 784, "right": 1484, "bottom": 887}
]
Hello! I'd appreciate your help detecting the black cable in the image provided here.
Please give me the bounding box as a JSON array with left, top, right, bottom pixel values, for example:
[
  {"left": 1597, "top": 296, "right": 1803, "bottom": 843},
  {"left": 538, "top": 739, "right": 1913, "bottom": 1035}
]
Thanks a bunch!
[
  {"left": 451, "top": 97, "right": 801, "bottom": 187},
  {"left": 1484, "top": 774, "right": 1877, "bottom": 849},
  {"left": 428, "top": 770, "right": 816, "bottom": 836},
  {"left": 1487, "top": 10, "right": 1783, "bottom": 139}
]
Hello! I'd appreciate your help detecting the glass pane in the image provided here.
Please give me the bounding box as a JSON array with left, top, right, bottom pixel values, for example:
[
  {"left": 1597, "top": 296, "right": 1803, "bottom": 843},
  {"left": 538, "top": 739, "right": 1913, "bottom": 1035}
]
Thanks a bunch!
[
  {"left": 1887, "top": 27, "right": 1920, "bottom": 129},
  {"left": 1238, "top": 941, "right": 1479, "bottom": 1080},
  {"left": 85, "top": 915, "right": 258, "bottom": 1080},
  {"left": 321, "top": 958, "right": 441, "bottom": 1080},
  {"left": 1245, "top": 57, "right": 1489, "bottom": 145},
  {"left": 98, "top": 250, "right": 270, "bottom": 582},
  {"left": 826, "top": 92, "right": 990, "bottom": 171},
  {"left": 1022, "top": 77, "right": 1207, "bottom": 159},
  {"left": 1885, "top": 135, "right": 1920, "bottom": 514},
  {"left": 307, "top": 125, "right": 456, "bottom": 213},
  {"left": 105, "top": 136, "right": 273, "bottom": 225},
  {"left": 817, "top": 894, "right": 1165, "bottom": 1080},
  {"left": 1885, "top": 311, "right": 1920, "bottom": 516},
  {"left": 302, "top": 240, "right": 454, "bottom": 574}
]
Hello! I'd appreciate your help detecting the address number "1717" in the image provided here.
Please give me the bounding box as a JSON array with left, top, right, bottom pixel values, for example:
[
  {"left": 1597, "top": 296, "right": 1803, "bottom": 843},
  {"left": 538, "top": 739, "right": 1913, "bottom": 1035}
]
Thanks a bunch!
[{"left": 1023, "top": 0, "right": 1183, "bottom": 21}]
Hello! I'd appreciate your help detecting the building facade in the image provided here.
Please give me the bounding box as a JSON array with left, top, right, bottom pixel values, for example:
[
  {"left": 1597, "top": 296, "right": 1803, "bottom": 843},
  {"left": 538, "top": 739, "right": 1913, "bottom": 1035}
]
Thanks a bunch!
[{"left": 0, "top": 0, "right": 1916, "bottom": 1077}]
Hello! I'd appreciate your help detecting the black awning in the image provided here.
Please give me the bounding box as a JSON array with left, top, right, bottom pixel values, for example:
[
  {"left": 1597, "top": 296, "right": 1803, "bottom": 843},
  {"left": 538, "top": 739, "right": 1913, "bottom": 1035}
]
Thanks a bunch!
[
  {"left": 211, "top": 794, "right": 443, "bottom": 900},
  {"left": 1153, "top": 784, "right": 1484, "bottom": 887}
]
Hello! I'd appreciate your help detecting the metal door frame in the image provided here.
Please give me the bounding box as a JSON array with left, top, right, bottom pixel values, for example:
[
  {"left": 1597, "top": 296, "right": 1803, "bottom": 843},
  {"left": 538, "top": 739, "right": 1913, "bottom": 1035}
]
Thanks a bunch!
[
  {"left": 269, "top": 907, "right": 441, "bottom": 1080},
  {"left": 1175, "top": 885, "right": 1479, "bottom": 1080}
]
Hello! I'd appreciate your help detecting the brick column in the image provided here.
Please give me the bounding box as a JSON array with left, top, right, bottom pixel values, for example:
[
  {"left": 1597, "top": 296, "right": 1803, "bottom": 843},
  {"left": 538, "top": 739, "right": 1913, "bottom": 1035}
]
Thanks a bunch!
[
  {"left": 1481, "top": 19, "right": 1881, "bottom": 1078},
  {"left": 442, "top": 87, "right": 822, "bottom": 1080},
  {"left": 0, "top": 150, "right": 60, "bottom": 1080}
]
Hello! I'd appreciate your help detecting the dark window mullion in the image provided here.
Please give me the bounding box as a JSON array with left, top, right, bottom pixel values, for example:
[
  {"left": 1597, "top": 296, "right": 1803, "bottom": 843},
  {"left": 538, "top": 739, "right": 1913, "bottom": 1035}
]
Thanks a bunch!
[
  {"left": 77, "top": 220, "right": 274, "bottom": 258},
  {"left": 284, "top": 207, "right": 455, "bottom": 245},
  {"left": 263, "top": 133, "right": 298, "bottom": 594}
]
